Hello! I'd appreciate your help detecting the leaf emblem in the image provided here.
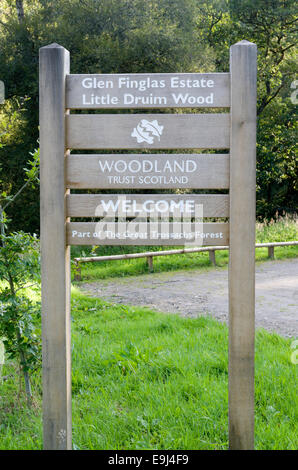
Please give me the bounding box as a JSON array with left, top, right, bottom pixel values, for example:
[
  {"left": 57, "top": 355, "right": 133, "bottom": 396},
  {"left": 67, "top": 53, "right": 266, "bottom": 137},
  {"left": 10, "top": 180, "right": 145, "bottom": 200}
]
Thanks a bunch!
[{"left": 131, "top": 119, "right": 164, "bottom": 144}]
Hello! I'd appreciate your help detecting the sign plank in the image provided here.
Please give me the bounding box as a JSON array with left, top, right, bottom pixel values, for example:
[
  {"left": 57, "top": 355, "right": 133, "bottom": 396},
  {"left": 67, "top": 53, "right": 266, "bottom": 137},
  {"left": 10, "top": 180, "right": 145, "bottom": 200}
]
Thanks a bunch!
[
  {"left": 66, "top": 114, "right": 230, "bottom": 149},
  {"left": 66, "top": 194, "right": 229, "bottom": 218},
  {"left": 66, "top": 154, "right": 229, "bottom": 189},
  {"left": 67, "top": 194, "right": 229, "bottom": 218},
  {"left": 67, "top": 221, "right": 229, "bottom": 246},
  {"left": 66, "top": 73, "right": 230, "bottom": 109}
]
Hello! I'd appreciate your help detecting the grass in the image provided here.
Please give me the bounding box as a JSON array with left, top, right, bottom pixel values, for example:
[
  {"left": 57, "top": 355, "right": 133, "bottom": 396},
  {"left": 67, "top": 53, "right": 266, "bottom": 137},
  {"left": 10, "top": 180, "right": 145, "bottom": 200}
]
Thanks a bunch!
[
  {"left": 0, "top": 215, "right": 297, "bottom": 450},
  {"left": 0, "top": 287, "right": 297, "bottom": 450},
  {"left": 71, "top": 214, "right": 298, "bottom": 281}
]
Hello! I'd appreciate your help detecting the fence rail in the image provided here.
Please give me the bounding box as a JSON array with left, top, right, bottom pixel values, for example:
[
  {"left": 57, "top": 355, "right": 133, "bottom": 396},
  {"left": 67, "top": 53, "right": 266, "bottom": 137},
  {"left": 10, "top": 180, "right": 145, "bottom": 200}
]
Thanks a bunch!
[{"left": 73, "top": 241, "right": 298, "bottom": 281}]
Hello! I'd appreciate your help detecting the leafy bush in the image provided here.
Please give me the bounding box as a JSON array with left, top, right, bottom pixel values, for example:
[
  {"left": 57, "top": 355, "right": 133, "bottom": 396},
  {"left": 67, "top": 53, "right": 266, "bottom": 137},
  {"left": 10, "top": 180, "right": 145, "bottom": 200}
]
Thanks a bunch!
[{"left": 0, "top": 231, "right": 41, "bottom": 404}]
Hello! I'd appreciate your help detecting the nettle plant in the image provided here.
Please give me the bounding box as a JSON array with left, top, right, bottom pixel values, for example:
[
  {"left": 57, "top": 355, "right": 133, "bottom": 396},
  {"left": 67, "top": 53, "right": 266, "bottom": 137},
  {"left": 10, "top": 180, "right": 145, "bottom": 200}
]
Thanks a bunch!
[{"left": 0, "top": 229, "right": 41, "bottom": 404}]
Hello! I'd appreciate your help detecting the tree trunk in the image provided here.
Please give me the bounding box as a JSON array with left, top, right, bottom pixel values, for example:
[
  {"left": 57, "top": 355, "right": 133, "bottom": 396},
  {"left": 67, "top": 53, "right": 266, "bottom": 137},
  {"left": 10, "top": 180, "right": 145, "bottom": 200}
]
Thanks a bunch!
[
  {"left": 0, "top": 206, "right": 5, "bottom": 246},
  {"left": 15, "top": 0, "right": 24, "bottom": 23},
  {"left": 20, "top": 349, "right": 32, "bottom": 406}
]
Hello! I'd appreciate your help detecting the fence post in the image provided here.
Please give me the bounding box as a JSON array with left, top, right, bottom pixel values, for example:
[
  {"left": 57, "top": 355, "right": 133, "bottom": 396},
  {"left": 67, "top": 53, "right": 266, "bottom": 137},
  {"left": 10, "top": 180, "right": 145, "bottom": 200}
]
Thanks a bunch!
[
  {"left": 39, "top": 43, "right": 72, "bottom": 450},
  {"left": 268, "top": 246, "right": 274, "bottom": 259},
  {"left": 74, "top": 261, "right": 82, "bottom": 281},
  {"left": 209, "top": 250, "right": 216, "bottom": 266},
  {"left": 147, "top": 255, "right": 154, "bottom": 272},
  {"left": 229, "top": 40, "right": 257, "bottom": 450}
]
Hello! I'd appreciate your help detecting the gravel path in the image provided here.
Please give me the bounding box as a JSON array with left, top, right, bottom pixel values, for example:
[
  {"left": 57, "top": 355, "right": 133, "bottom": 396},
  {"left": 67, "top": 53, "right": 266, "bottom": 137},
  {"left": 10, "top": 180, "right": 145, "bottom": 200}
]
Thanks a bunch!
[{"left": 81, "top": 258, "right": 298, "bottom": 338}]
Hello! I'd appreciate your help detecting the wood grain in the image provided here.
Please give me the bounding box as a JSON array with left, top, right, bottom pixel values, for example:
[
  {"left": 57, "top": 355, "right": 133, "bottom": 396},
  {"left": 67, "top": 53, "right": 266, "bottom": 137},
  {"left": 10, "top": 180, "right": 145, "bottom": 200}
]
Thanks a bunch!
[
  {"left": 39, "top": 43, "right": 72, "bottom": 450},
  {"left": 66, "top": 113, "right": 230, "bottom": 149},
  {"left": 67, "top": 221, "right": 229, "bottom": 246},
  {"left": 66, "top": 194, "right": 229, "bottom": 218},
  {"left": 66, "top": 73, "right": 230, "bottom": 109},
  {"left": 66, "top": 153, "right": 230, "bottom": 189},
  {"left": 228, "top": 40, "right": 257, "bottom": 451}
]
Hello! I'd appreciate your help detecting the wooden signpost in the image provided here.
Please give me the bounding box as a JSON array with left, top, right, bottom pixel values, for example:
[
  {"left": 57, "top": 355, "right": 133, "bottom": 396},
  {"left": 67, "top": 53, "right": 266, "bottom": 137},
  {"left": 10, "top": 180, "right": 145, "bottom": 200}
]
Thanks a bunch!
[{"left": 39, "top": 40, "right": 257, "bottom": 450}]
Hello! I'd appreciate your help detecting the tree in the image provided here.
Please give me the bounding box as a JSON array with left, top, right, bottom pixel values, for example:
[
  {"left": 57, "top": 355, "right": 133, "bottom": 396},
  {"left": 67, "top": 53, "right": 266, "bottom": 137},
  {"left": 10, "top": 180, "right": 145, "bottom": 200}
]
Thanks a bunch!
[
  {"left": 0, "top": 143, "right": 40, "bottom": 404},
  {"left": 0, "top": 0, "right": 297, "bottom": 228},
  {"left": 0, "top": 0, "right": 210, "bottom": 232},
  {"left": 229, "top": 0, "right": 297, "bottom": 116},
  {"left": 15, "top": 0, "right": 25, "bottom": 23},
  {"left": 195, "top": 0, "right": 298, "bottom": 218}
]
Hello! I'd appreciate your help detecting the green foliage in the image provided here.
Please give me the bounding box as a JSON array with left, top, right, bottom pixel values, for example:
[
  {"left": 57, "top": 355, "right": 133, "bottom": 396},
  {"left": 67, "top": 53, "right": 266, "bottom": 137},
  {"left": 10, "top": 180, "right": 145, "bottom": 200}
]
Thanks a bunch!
[
  {"left": 0, "top": 231, "right": 41, "bottom": 395},
  {"left": 0, "top": 0, "right": 297, "bottom": 231},
  {"left": 0, "top": 0, "right": 209, "bottom": 232},
  {"left": 0, "top": 231, "right": 40, "bottom": 286},
  {"left": 226, "top": 0, "right": 298, "bottom": 219},
  {"left": 1, "top": 289, "right": 297, "bottom": 449},
  {"left": 197, "top": 0, "right": 298, "bottom": 219},
  {"left": 256, "top": 213, "right": 298, "bottom": 243},
  {"left": 24, "top": 147, "right": 40, "bottom": 187},
  {"left": 256, "top": 98, "right": 297, "bottom": 218},
  {"left": 0, "top": 94, "right": 39, "bottom": 232},
  {"left": 0, "top": 295, "right": 41, "bottom": 371}
]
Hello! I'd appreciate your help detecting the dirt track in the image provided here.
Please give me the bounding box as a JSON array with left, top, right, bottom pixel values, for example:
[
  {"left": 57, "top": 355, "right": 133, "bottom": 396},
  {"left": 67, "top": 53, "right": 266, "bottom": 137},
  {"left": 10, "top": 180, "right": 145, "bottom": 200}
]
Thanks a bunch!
[{"left": 81, "top": 258, "right": 298, "bottom": 338}]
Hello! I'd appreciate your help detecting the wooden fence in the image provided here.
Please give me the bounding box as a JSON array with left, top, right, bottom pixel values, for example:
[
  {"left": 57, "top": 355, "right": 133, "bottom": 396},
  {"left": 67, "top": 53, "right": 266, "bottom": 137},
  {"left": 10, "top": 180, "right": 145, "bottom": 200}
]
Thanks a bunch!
[{"left": 73, "top": 241, "right": 298, "bottom": 281}]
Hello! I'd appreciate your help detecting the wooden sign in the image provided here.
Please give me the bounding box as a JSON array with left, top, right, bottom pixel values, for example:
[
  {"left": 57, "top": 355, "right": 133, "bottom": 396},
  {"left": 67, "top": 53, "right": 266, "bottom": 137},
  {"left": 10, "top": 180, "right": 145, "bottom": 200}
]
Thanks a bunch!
[
  {"left": 66, "top": 113, "right": 229, "bottom": 149},
  {"left": 66, "top": 194, "right": 229, "bottom": 218},
  {"left": 67, "top": 221, "right": 229, "bottom": 246},
  {"left": 66, "top": 154, "right": 229, "bottom": 189},
  {"left": 66, "top": 73, "right": 230, "bottom": 109},
  {"left": 39, "top": 40, "right": 257, "bottom": 451}
]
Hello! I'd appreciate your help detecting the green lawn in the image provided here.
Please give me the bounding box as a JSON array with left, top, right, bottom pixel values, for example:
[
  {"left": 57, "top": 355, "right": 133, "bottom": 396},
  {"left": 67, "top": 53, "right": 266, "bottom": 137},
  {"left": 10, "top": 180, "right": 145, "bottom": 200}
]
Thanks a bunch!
[
  {"left": 0, "top": 287, "right": 297, "bottom": 450},
  {"left": 0, "top": 215, "right": 297, "bottom": 450}
]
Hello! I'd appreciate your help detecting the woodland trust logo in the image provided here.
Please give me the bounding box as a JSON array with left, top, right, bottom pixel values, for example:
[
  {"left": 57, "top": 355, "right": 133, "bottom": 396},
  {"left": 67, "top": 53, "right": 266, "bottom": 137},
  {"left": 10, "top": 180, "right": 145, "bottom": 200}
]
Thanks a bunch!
[{"left": 131, "top": 119, "right": 164, "bottom": 144}]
